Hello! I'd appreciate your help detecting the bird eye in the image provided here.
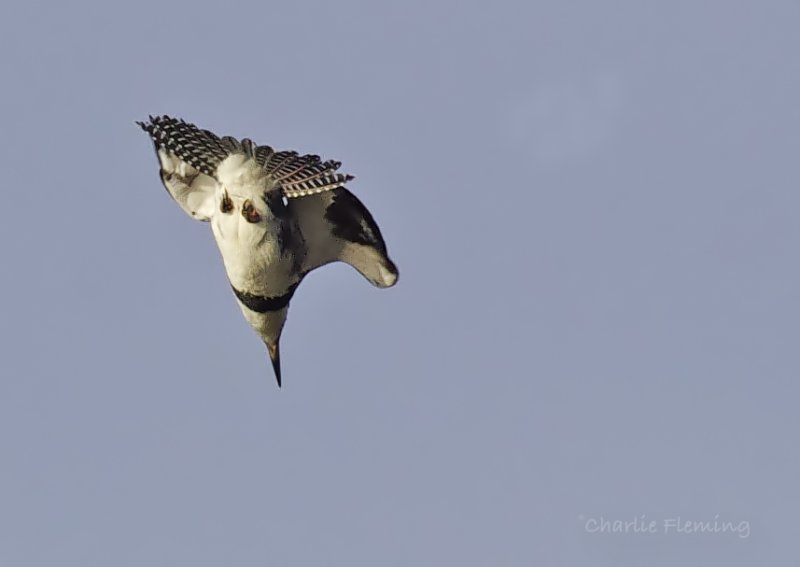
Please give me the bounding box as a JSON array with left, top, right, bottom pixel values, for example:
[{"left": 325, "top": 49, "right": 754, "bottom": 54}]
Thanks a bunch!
[
  {"left": 220, "top": 190, "right": 233, "bottom": 213},
  {"left": 242, "top": 200, "right": 262, "bottom": 223}
]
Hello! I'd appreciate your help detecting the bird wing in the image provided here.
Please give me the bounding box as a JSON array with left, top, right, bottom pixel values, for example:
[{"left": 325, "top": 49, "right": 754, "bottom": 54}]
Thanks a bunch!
[
  {"left": 137, "top": 115, "right": 234, "bottom": 221},
  {"left": 288, "top": 188, "right": 398, "bottom": 288}
]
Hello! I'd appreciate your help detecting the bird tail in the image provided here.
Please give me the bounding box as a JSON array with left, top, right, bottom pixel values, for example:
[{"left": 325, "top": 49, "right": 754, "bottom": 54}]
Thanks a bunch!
[{"left": 256, "top": 147, "right": 354, "bottom": 198}]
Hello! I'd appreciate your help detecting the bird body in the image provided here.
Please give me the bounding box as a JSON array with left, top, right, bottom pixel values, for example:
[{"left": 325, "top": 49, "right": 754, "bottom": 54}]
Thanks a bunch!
[
  {"left": 138, "top": 116, "right": 397, "bottom": 386},
  {"left": 211, "top": 154, "right": 296, "bottom": 293}
]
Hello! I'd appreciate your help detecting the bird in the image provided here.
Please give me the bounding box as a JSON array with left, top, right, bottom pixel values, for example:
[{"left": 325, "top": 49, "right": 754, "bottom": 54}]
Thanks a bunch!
[{"left": 137, "top": 115, "right": 398, "bottom": 387}]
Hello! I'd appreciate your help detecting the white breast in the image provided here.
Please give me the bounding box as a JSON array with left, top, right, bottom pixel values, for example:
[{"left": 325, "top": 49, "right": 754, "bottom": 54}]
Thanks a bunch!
[{"left": 210, "top": 154, "right": 297, "bottom": 295}]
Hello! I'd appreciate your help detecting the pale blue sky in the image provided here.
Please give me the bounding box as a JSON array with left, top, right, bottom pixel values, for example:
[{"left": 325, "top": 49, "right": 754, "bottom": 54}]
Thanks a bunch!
[{"left": 1, "top": 1, "right": 799, "bottom": 565}]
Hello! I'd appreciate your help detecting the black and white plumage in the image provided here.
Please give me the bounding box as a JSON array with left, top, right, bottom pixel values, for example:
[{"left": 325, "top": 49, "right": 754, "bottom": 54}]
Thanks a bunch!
[{"left": 138, "top": 115, "right": 398, "bottom": 387}]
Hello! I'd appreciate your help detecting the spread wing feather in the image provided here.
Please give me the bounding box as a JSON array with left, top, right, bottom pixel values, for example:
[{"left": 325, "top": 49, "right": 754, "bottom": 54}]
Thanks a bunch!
[{"left": 288, "top": 188, "right": 398, "bottom": 288}]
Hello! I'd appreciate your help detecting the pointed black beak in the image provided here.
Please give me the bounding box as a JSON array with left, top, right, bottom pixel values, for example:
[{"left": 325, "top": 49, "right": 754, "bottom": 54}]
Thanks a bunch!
[{"left": 267, "top": 342, "right": 282, "bottom": 388}]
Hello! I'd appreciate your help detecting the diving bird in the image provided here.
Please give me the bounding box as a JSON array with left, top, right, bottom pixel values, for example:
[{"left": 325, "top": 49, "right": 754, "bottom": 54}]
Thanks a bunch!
[{"left": 137, "top": 115, "right": 398, "bottom": 387}]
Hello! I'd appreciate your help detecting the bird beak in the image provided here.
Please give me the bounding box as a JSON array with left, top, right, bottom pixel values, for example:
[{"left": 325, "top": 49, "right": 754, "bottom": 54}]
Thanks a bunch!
[{"left": 267, "top": 341, "right": 282, "bottom": 388}]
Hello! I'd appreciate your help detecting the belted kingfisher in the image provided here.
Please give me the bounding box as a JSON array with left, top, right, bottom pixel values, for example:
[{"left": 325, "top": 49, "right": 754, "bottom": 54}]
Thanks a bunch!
[{"left": 138, "top": 115, "right": 398, "bottom": 387}]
